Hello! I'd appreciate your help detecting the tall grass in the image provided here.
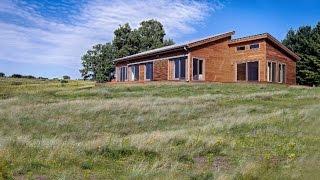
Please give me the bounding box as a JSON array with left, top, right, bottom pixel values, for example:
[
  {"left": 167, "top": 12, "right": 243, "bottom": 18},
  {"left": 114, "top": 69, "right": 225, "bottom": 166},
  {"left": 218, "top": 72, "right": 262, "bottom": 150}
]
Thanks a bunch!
[{"left": 0, "top": 79, "right": 319, "bottom": 179}]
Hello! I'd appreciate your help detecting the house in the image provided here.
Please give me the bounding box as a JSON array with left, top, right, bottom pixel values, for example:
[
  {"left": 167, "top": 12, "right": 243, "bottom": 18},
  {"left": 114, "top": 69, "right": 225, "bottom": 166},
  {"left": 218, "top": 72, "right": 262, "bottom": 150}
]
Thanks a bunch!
[{"left": 114, "top": 31, "right": 300, "bottom": 84}]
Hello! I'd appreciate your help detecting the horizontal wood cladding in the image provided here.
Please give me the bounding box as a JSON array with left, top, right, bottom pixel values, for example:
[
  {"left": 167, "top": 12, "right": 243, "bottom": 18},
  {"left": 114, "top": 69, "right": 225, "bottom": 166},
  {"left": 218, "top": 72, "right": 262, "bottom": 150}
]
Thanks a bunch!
[
  {"left": 153, "top": 60, "right": 168, "bottom": 81},
  {"left": 228, "top": 40, "right": 267, "bottom": 82},
  {"left": 190, "top": 38, "right": 232, "bottom": 82},
  {"left": 139, "top": 64, "right": 144, "bottom": 81},
  {"left": 266, "top": 41, "right": 296, "bottom": 85},
  {"left": 114, "top": 36, "right": 297, "bottom": 85}
]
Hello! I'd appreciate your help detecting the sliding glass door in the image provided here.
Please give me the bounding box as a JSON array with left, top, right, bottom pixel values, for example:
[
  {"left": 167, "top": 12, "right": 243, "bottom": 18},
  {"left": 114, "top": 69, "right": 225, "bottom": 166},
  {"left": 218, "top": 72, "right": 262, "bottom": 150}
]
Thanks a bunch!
[
  {"left": 130, "top": 65, "right": 139, "bottom": 81},
  {"left": 193, "top": 58, "right": 204, "bottom": 80},
  {"left": 119, "top": 66, "right": 127, "bottom": 82},
  {"left": 237, "top": 61, "right": 259, "bottom": 82},
  {"left": 173, "top": 57, "right": 186, "bottom": 80},
  {"left": 145, "top": 62, "right": 153, "bottom": 80}
]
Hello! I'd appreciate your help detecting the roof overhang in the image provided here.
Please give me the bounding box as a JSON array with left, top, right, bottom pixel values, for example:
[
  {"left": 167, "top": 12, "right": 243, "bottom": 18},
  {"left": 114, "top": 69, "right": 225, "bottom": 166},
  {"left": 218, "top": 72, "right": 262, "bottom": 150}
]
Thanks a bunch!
[
  {"left": 114, "top": 31, "right": 235, "bottom": 63},
  {"left": 229, "top": 33, "right": 301, "bottom": 61}
]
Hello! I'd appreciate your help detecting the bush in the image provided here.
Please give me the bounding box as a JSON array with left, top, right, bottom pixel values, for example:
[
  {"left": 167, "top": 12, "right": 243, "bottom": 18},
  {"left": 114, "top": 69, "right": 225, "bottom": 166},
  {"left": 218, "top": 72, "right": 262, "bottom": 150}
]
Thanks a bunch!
[
  {"left": 60, "top": 80, "right": 68, "bottom": 84},
  {"left": 11, "top": 74, "right": 22, "bottom": 78},
  {"left": 0, "top": 72, "right": 5, "bottom": 77},
  {"left": 63, "top": 75, "right": 71, "bottom": 80}
]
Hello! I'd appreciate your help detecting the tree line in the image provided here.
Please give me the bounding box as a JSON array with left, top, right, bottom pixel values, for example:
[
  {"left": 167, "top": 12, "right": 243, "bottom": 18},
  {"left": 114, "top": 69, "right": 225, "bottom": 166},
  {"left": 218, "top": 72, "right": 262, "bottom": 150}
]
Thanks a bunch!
[
  {"left": 282, "top": 22, "right": 320, "bottom": 86},
  {"left": 81, "top": 20, "right": 319, "bottom": 86},
  {"left": 0, "top": 73, "right": 70, "bottom": 80},
  {"left": 79, "top": 19, "right": 174, "bottom": 82}
]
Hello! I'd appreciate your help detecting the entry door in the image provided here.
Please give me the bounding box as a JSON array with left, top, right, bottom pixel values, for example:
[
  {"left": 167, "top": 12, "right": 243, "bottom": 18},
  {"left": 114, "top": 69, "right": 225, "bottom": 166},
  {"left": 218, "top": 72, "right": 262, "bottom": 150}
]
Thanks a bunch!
[
  {"left": 173, "top": 57, "right": 186, "bottom": 80},
  {"left": 145, "top": 62, "right": 153, "bottom": 80},
  {"left": 193, "top": 58, "right": 203, "bottom": 80},
  {"left": 120, "top": 66, "right": 127, "bottom": 82}
]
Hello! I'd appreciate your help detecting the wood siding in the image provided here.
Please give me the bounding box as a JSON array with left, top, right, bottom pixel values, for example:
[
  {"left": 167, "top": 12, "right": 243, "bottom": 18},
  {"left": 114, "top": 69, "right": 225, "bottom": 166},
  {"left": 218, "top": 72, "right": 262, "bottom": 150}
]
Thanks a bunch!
[{"left": 115, "top": 36, "right": 297, "bottom": 85}]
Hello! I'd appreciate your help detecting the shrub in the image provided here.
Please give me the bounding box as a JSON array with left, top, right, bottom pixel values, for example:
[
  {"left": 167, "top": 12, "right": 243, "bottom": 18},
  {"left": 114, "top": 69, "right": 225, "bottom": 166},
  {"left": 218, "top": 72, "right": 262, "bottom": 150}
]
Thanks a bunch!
[
  {"left": 60, "top": 80, "right": 68, "bottom": 84},
  {"left": 11, "top": 74, "right": 22, "bottom": 78},
  {"left": 0, "top": 72, "right": 5, "bottom": 77},
  {"left": 63, "top": 75, "right": 71, "bottom": 80}
]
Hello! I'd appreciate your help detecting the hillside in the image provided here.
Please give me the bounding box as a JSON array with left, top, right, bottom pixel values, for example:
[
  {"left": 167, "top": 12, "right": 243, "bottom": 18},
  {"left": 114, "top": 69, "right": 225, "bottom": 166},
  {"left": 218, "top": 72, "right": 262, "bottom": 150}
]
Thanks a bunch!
[{"left": 0, "top": 78, "right": 319, "bottom": 179}]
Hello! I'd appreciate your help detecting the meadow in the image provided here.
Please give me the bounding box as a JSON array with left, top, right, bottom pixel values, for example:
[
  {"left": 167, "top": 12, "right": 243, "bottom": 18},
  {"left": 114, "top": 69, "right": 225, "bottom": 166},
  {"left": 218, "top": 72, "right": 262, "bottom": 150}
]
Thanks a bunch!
[{"left": 0, "top": 78, "right": 319, "bottom": 179}]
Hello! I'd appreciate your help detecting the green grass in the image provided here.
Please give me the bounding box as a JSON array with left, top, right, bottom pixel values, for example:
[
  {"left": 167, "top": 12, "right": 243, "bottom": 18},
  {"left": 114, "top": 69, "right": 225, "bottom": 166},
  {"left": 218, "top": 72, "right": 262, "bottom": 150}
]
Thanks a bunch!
[{"left": 0, "top": 78, "right": 319, "bottom": 179}]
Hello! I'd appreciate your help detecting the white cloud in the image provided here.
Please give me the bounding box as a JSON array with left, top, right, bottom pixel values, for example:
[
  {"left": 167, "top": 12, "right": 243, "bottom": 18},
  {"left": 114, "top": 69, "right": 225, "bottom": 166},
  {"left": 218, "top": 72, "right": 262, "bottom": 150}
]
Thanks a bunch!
[{"left": 0, "top": 0, "right": 223, "bottom": 69}]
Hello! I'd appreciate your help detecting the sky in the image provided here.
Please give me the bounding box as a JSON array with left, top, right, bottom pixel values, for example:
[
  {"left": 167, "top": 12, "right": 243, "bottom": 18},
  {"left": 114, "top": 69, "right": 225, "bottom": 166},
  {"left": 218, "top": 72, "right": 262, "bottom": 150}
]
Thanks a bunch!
[{"left": 0, "top": 0, "right": 319, "bottom": 79}]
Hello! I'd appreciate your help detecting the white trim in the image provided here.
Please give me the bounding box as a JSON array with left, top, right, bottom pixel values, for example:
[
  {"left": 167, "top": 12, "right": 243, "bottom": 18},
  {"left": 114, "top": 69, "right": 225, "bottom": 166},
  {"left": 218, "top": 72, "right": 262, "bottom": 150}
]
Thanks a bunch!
[
  {"left": 127, "top": 54, "right": 187, "bottom": 66},
  {"left": 187, "top": 53, "right": 191, "bottom": 81},
  {"left": 191, "top": 57, "right": 205, "bottom": 81},
  {"left": 267, "top": 60, "right": 277, "bottom": 82}
]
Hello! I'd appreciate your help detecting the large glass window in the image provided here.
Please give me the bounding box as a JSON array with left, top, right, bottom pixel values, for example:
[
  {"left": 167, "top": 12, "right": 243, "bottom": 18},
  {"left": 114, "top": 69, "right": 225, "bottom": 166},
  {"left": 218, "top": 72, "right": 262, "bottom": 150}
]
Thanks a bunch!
[
  {"left": 247, "top": 62, "right": 259, "bottom": 81},
  {"left": 237, "top": 61, "right": 259, "bottom": 82},
  {"left": 120, "top": 66, "right": 127, "bottom": 82},
  {"left": 173, "top": 57, "right": 186, "bottom": 80},
  {"left": 278, "top": 63, "right": 286, "bottom": 83},
  {"left": 267, "top": 61, "right": 276, "bottom": 82},
  {"left": 145, "top": 62, "right": 153, "bottom": 80},
  {"left": 193, "top": 58, "right": 204, "bottom": 80},
  {"left": 130, "top": 65, "right": 139, "bottom": 81},
  {"left": 237, "top": 63, "right": 246, "bottom": 81}
]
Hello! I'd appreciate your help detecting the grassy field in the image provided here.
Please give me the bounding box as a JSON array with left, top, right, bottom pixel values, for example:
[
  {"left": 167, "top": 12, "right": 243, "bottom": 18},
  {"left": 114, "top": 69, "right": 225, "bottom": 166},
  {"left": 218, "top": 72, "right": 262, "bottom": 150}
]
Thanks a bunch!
[{"left": 0, "top": 78, "right": 319, "bottom": 179}]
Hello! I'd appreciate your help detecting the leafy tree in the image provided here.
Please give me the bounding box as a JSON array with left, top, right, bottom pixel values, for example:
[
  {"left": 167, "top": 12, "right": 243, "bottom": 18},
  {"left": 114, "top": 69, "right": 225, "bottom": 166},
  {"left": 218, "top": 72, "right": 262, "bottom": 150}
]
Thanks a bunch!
[
  {"left": 80, "top": 43, "right": 115, "bottom": 82},
  {"left": 80, "top": 19, "right": 174, "bottom": 82},
  {"left": 283, "top": 22, "right": 320, "bottom": 86},
  {"left": 11, "top": 74, "right": 22, "bottom": 78},
  {"left": 63, "top": 75, "right": 70, "bottom": 80},
  {"left": 138, "top": 19, "right": 174, "bottom": 52},
  {"left": 0, "top": 72, "right": 5, "bottom": 77}
]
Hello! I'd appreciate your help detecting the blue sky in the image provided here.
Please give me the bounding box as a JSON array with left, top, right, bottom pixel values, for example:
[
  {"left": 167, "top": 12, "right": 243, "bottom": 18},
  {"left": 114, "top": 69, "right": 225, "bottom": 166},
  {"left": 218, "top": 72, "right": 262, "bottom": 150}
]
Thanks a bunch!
[{"left": 0, "top": 0, "right": 319, "bottom": 79}]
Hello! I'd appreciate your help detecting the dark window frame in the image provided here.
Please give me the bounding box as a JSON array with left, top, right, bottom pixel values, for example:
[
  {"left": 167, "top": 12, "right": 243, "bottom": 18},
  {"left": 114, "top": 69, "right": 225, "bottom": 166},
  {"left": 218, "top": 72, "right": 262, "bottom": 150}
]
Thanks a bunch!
[
  {"left": 172, "top": 56, "right": 187, "bottom": 80},
  {"left": 192, "top": 58, "right": 204, "bottom": 81},
  {"left": 237, "top": 46, "right": 246, "bottom": 51},
  {"left": 236, "top": 61, "right": 259, "bottom": 82},
  {"left": 250, "top": 43, "right": 260, "bottom": 49},
  {"left": 130, "top": 65, "right": 139, "bottom": 81},
  {"left": 145, "top": 62, "right": 153, "bottom": 81},
  {"left": 119, "top": 66, "right": 127, "bottom": 82}
]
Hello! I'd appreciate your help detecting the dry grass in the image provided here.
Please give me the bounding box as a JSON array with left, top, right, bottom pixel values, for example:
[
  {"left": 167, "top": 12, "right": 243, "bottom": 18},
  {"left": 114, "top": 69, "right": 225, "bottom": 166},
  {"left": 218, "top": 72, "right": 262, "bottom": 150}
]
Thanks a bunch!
[{"left": 0, "top": 78, "right": 319, "bottom": 179}]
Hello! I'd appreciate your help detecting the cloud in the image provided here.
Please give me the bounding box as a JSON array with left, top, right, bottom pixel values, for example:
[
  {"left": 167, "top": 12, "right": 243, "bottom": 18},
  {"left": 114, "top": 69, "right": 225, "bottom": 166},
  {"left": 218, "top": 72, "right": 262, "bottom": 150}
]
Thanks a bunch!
[{"left": 0, "top": 0, "right": 223, "bottom": 70}]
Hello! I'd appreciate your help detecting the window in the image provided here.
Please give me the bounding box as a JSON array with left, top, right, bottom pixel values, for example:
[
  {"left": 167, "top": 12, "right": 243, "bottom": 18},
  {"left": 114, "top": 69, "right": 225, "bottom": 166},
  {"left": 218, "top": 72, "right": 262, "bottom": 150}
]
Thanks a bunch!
[
  {"left": 237, "top": 61, "right": 259, "bottom": 82},
  {"left": 250, "top": 43, "right": 260, "bottom": 49},
  {"left": 145, "top": 62, "right": 153, "bottom": 80},
  {"left": 130, "top": 65, "right": 139, "bottom": 81},
  {"left": 193, "top": 58, "right": 204, "bottom": 80},
  {"left": 237, "top": 46, "right": 246, "bottom": 51},
  {"left": 119, "top": 66, "right": 127, "bottom": 82},
  {"left": 173, "top": 57, "right": 186, "bottom": 80},
  {"left": 267, "top": 61, "right": 277, "bottom": 82},
  {"left": 278, "top": 63, "right": 286, "bottom": 83},
  {"left": 237, "top": 63, "right": 246, "bottom": 81}
]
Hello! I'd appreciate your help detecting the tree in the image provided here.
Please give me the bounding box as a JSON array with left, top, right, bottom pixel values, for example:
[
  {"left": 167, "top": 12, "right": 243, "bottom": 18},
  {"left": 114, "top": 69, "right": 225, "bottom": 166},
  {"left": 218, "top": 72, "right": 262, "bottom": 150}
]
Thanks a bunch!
[
  {"left": 283, "top": 22, "right": 320, "bottom": 86},
  {"left": 80, "top": 43, "right": 115, "bottom": 82},
  {"left": 63, "top": 75, "right": 70, "bottom": 80},
  {"left": 0, "top": 72, "right": 5, "bottom": 77},
  {"left": 80, "top": 19, "right": 175, "bottom": 82},
  {"left": 11, "top": 74, "right": 22, "bottom": 78}
]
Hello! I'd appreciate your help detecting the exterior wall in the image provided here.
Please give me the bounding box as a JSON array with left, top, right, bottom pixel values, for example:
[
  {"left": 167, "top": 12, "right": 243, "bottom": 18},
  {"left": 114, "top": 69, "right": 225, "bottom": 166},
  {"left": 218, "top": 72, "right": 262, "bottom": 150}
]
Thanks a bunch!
[
  {"left": 139, "top": 64, "right": 145, "bottom": 81},
  {"left": 228, "top": 40, "right": 267, "bottom": 82},
  {"left": 189, "top": 37, "right": 232, "bottom": 82},
  {"left": 266, "top": 41, "right": 296, "bottom": 85},
  {"left": 114, "top": 36, "right": 297, "bottom": 85},
  {"left": 115, "top": 50, "right": 186, "bottom": 82},
  {"left": 154, "top": 60, "right": 168, "bottom": 81}
]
